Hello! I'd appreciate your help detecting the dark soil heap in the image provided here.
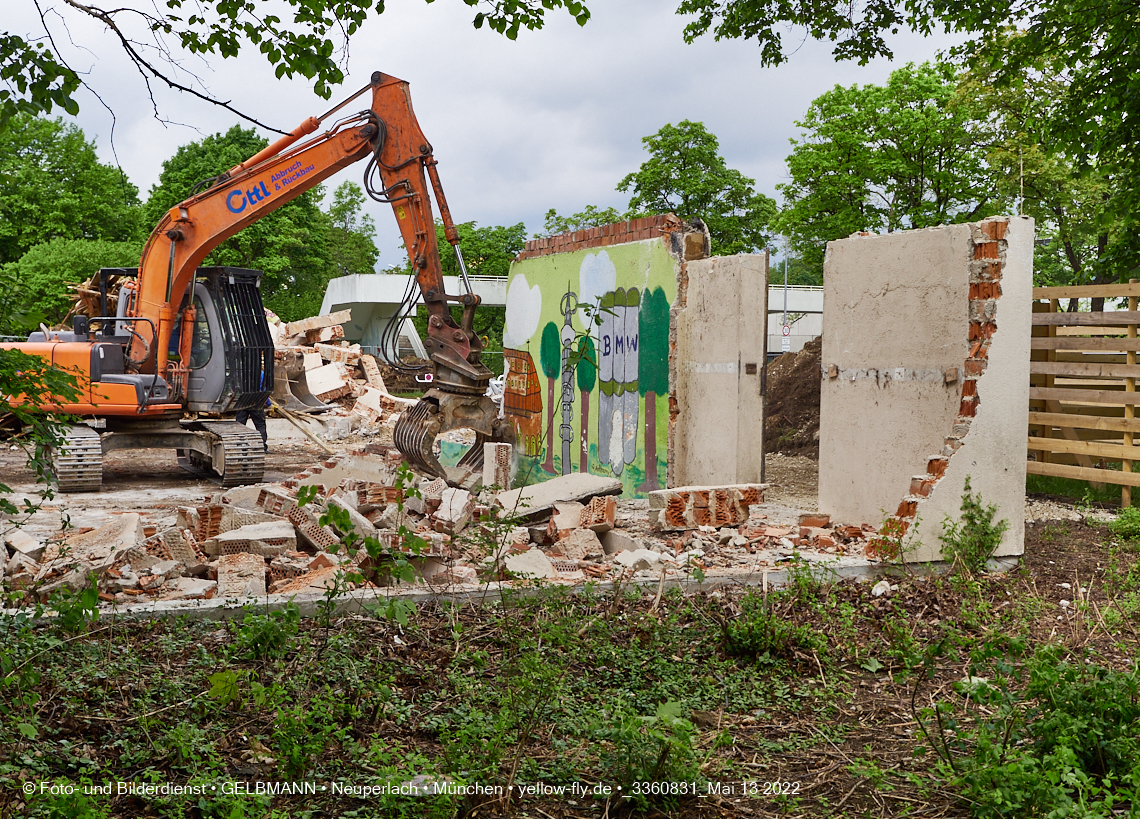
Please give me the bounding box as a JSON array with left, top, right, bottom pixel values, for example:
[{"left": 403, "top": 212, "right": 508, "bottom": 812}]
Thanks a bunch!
[{"left": 765, "top": 335, "right": 821, "bottom": 457}]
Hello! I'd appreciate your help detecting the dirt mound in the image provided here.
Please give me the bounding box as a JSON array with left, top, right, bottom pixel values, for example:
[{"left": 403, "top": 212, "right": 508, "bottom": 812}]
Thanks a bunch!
[
  {"left": 379, "top": 357, "right": 430, "bottom": 395},
  {"left": 765, "top": 335, "right": 821, "bottom": 458}
]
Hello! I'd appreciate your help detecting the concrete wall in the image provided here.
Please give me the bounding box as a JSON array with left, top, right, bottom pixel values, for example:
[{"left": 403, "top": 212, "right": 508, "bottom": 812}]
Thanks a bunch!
[
  {"left": 818, "top": 216, "right": 1033, "bottom": 562},
  {"left": 671, "top": 254, "right": 767, "bottom": 486},
  {"left": 502, "top": 216, "right": 689, "bottom": 497}
]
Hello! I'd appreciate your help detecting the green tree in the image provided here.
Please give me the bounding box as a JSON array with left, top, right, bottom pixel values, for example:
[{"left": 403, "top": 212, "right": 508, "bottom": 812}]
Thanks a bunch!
[
  {"left": 145, "top": 125, "right": 334, "bottom": 321},
  {"left": 638, "top": 288, "right": 669, "bottom": 491},
  {"left": 539, "top": 205, "right": 626, "bottom": 238},
  {"left": 539, "top": 321, "right": 561, "bottom": 473},
  {"left": 775, "top": 62, "right": 1000, "bottom": 271},
  {"left": 617, "top": 120, "right": 776, "bottom": 255},
  {"left": 0, "top": 114, "right": 140, "bottom": 265},
  {"left": 5, "top": 1, "right": 590, "bottom": 129},
  {"left": 676, "top": 0, "right": 1140, "bottom": 276},
  {"left": 4, "top": 238, "right": 142, "bottom": 327},
  {"left": 956, "top": 53, "right": 1117, "bottom": 298},
  {"left": 326, "top": 182, "right": 378, "bottom": 277},
  {"left": 769, "top": 253, "right": 822, "bottom": 287},
  {"left": 575, "top": 335, "right": 596, "bottom": 472}
]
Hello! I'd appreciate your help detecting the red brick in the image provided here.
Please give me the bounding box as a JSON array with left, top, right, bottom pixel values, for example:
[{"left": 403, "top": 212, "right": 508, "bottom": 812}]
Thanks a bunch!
[
  {"left": 896, "top": 500, "right": 918, "bottom": 518},
  {"left": 962, "top": 379, "right": 977, "bottom": 397},
  {"left": 965, "top": 359, "right": 986, "bottom": 376},
  {"left": 798, "top": 513, "right": 831, "bottom": 527},
  {"left": 974, "top": 241, "right": 999, "bottom": 260},
  {"left": 981, "top": 220, "right": 1008, "bottom": 241},
  {"left": 959, "top": 397, "right": 978, "bottom": 417},
  {"left": 928, "top": 457, "right": 949, "bottom": 478}
]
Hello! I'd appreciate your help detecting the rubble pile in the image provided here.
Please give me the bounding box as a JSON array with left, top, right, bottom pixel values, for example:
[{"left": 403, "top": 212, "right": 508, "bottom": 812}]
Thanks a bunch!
[
  {"left": 2, "top": 449, "right": 896, "bottom": 607},
  {"left": 266, "top": 308, "right": 417, "bottom": 439}
]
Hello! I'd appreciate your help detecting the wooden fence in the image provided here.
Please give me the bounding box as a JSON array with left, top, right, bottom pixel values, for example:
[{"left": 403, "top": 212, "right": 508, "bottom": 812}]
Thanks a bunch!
[{"left": 1028, "top": 280, "right": 1140, "bottom": 506}]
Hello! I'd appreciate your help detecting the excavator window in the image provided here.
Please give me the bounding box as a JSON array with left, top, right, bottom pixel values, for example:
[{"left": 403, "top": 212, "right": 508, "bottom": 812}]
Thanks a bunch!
[{"left": 190, "top": 296, "right": 212, "bottom": 369}]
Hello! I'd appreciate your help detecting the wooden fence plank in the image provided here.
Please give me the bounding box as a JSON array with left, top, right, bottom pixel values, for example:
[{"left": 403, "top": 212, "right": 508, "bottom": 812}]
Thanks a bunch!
[
  {"left": 1028, "top": 411, "right": 1140, "bottom": 433},
  {"left": 1027, "top": 436, "right": 1140, "bottom": 460},
  {"left": 1034, "top": 284, "right": 1140, "bottom": 299},
  {"left": 1027, "top": 460, "right": 1140, "bottom": 488},
  {"left": 1032, "top": 311, "right": 1140, "bottom": 327},
  {"left": 1030, "top": 361, "right": 1140, "bottom": 379},
  {"left": 1031, "top": 337, "right": 1140, "bottom": 352},
  {"left": 1030, "top": 387, "right": 1140, "bottom": 405}
]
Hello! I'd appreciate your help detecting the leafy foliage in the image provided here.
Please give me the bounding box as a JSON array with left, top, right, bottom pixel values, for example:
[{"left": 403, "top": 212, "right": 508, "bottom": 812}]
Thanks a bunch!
[
  {"left": 1110, "top": 507, "right": 1140, "bottom": 542},
  {"left": 940, "top": 477, "right": 1009, "bottom": 576},
  {"left": 4, "top": 238, "right": 142, "bottom": 328},
  {"left": 618, "top": 120, "right": 776, "bottom": 255},
  {"left": 775, "top": 62, "right": 998, "bottom": 270},
  {"left": 676, "top": 0, "right": 1140, "bottom": 278},
  {"left": 539, "top": 204, "right": 627, "bottom": 237},
  {"left": 325, "top": 181, "right": 379, "bottom": 277},
  {"left": 0, "top": 114, "right": 141, "bottom": 265},
  {"left": 0, "top": 348, "right": 80, "bottom": 536},
  {"left": 6, "top": 1, "right": 590, "bottom": 127}
]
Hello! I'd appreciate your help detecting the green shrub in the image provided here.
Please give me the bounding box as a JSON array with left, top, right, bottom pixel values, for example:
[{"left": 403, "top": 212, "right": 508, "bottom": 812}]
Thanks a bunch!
[
  {"left": 724, "top": 591, "right": 826, "bottom": 663},
  {"left": 940, "top": 477, "right": 1008, "bottom": 575},
  {"left": 1109, "top": 505, "right": 1140, "bottom": 541}
]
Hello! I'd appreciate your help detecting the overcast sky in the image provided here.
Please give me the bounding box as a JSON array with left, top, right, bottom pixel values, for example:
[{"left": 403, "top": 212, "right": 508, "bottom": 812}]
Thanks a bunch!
[{"left": 15, "top": 0, "right": 964, "bottom": 267}]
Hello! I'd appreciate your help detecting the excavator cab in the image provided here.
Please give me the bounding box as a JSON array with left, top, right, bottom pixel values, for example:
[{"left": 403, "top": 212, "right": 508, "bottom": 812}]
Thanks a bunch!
[{"left": 183, "top": 267, "right": 274, "bottom": 414}]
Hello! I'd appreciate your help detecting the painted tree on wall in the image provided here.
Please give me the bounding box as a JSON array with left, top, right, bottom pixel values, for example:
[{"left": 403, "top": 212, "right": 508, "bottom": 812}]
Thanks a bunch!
[
  {"left": 576, "top": 335, "right": 597, "bottom": 472},
  {"left": 539, "top": 321, "right": 561, "bottom": 473},
  {"left": 638, "top": 287, "right": 670, "bottom": 491}
]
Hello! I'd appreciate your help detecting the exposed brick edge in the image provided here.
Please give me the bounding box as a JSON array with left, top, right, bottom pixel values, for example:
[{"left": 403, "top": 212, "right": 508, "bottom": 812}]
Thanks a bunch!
[
  {"left": 871, "top": 217, "right": 1008, "bottom": 556},
  {"left": 514, "top": 214, "right": 684, "bottom": 261}
]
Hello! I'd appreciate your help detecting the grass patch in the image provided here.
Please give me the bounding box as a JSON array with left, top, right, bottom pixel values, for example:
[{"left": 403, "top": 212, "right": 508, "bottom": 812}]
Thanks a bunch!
[{"left": 1027, "top": 472, "right": 1120, "bottom": 506}]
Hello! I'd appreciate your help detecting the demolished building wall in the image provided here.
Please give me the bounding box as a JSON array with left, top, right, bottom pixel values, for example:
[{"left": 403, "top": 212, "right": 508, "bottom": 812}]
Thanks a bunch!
[
  {"left": 505, "top": 215, "right": 766, "bottom": 497},
  {"left": 818, "top": 216, "right": 1033, "bottom": 562},
  {"left": 670, "top": 253, "right": 767, "bottom": 487}
]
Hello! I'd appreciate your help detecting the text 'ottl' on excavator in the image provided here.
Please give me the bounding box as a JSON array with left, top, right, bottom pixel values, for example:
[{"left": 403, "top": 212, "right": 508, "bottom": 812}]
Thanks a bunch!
[{"left": 1, "top": 71, "right": 514, "bottom": 491}]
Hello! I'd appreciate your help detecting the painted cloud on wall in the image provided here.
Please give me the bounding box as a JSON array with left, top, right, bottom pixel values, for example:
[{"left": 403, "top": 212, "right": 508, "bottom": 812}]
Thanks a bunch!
[
  {"left": 503, "top": 274, "right": 542, "bottom": 348},
  {"left": 577, "top": 251, "right": 617, "bottom": 337}
]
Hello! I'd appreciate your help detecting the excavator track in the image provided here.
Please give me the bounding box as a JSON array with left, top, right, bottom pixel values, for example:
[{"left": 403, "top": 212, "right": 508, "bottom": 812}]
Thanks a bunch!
[
  {"left": 53, "top": 425, "right": 103, "bottom": 493},
  {"left": 177, "top": 421, "right": 265, "bottom": 486}
]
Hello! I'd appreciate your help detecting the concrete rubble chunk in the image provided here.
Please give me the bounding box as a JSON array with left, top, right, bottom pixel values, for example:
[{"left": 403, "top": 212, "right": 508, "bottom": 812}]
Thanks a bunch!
[
  {"left": 327, "top": 496, "right": 379, "bottom": 541},
  {"left": 545, "top": 502, "right": 584, "bottom": 541},
  {"left": 222, "top": 484, "right": 279, "bottom": 511},
  {"left": 7, "top": 550, "right": 41, "bottom": 581},
  {"left": 600, "top": 530, "right": 641, "bottom": 555},
  {"left": 148, "top": 559, "right": 183, "bottom": 579},
  {"left": 482, "top": 442, "right": 513, "bottom": 490},
  {"left": 555, "top": 527, "right": 603, "bottom": 561},
  {"left": 433, "top": 488, "right": 473, "bottom": 535},
  {"left": 203, "top": 521, "right": 298, "bottom": 557},
  {"left": 283, "top": 308, "right": 351, "bottom": 338},
  {"left": 4, "top": 529, "right": 45, "bottom": 562},
  {"left": 647, "top": 483, "right": 768, "bottom": 531},
  {"left": 497, "top": 473, "right": 623, "bottom": 522},
  {"left": 273, "top": 565, "right": 341, "bottom": 595},
  {"left": 359, "top": 354, "right": 387, "bottom": 390},
  {"left": 216, "top": 552, "right": 268, "bottom": 598},
  {"left": 284, "top": 506, "right": 340, "bottom": 552},
  {"left": 503, "top": 547, "right": 557, "bottom": 579},
  {"left": 41, "top": 513, "right": 144, "bottom": 569},
  {"left": 161, "top": 577, "right": 218, "bottom": 601},
  {"left": 614, "top": 548, "right": 662, "bottom": 572}
]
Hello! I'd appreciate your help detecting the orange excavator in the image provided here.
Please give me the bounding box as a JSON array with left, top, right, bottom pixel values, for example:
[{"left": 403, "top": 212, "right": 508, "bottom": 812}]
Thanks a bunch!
[{"left": 1, "top": 71, "right": 513, "bottom": 491}]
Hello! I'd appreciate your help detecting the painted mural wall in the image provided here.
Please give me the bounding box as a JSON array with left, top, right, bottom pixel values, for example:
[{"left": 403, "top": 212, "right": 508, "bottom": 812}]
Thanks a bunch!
[{"left": 503, "top": 234, "right": 679, "bottom": 497}]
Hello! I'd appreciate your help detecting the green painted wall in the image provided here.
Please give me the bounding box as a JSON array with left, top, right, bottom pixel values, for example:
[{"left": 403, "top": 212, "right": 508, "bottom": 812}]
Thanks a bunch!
[{"left": 502, "top": 239, "right": 679, "bottom": 496}]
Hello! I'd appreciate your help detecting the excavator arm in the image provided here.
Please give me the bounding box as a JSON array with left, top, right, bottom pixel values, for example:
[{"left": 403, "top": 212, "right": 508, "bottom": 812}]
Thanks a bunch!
[{"left": 130, "top": 71, "right": 511, "bottom": 487}]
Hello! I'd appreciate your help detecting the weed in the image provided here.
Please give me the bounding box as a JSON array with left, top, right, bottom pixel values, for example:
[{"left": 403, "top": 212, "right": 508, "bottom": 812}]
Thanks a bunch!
[
  {"left": 47, "top": 576, "right": 100, "bottom": 634},
  {"left": 232, "top": 602, "right": 300, "bottom": 661},
  {"left": 592, "top": 700, "right": 701, "bottom": 808},
  {"left": 940, "top": 477, "right": 1008, "bottom": 576},
  {"left": 1109, "top": 505, "right": 1140, "bottom": 541},
  {"left": 724, "top": 590, "right": 826, "bottom": 664}
]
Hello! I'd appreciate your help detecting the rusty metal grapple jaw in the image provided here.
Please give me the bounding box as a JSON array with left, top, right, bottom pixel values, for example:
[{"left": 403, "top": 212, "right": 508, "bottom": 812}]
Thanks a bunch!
[{"left": 394, "top": 389, "right": 516, "bottom": 489}]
